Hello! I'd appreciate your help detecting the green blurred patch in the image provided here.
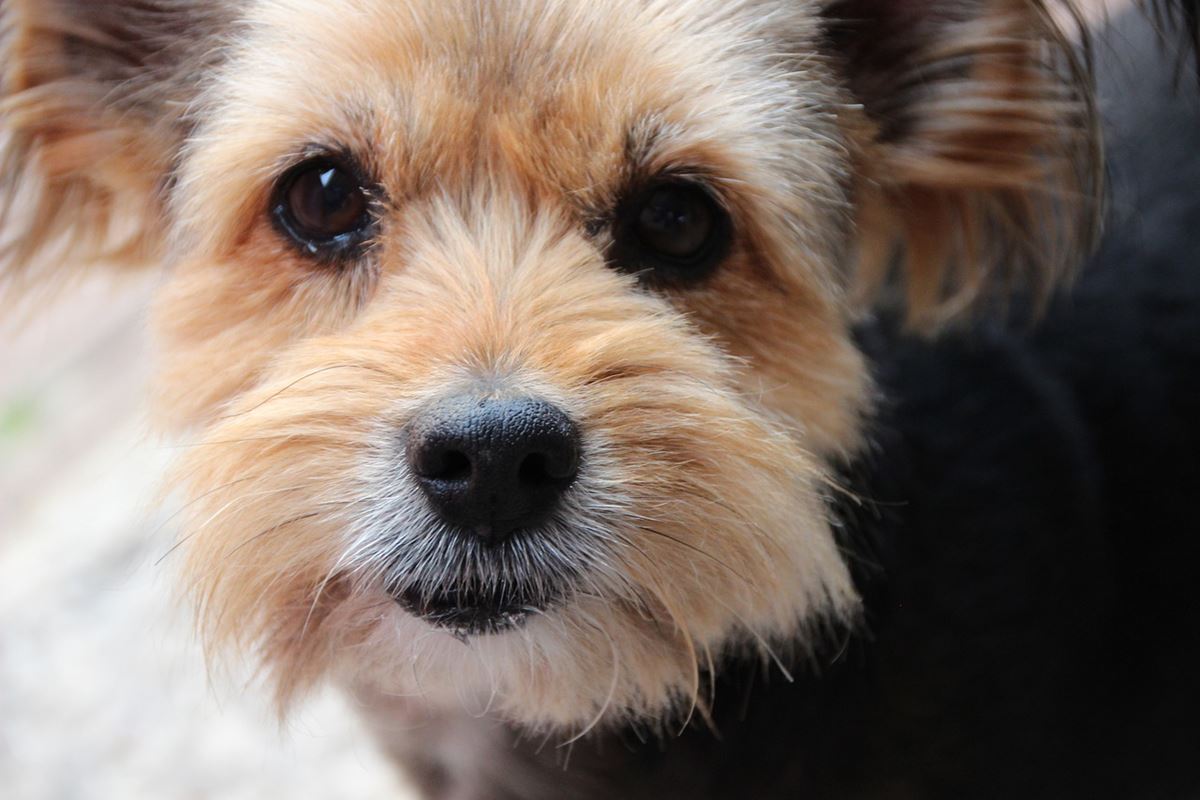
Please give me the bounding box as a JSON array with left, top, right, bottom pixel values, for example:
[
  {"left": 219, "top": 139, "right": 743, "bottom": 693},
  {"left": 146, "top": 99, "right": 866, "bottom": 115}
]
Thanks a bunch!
[{"left": 0, "top": 395, "right": 41, "bottom": 443}]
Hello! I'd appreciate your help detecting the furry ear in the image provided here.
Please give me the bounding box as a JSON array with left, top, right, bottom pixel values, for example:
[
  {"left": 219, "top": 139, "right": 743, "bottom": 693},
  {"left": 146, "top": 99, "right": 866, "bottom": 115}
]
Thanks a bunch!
[
  {"left": 0, "top": 0, "right": 228, "bottom": 289},
  {"left": 1144, "top": 0, "right": 1200, "bottom": 76},
  {"left": 823, "top": 0, "right": 1101, "bottom": 329}
]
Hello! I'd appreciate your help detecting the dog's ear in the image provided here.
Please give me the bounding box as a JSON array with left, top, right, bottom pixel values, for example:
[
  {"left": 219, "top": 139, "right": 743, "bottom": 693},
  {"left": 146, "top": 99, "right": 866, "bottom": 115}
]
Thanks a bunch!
[
  {"left": 0, "top": 0, "right": 229, "bottom": 289},
  {"left": 822, "top": 0, "right": 1100, "bottom": 329},
  {"left": 1144, "top": 0, "right": 1200, "bottom": 75}
]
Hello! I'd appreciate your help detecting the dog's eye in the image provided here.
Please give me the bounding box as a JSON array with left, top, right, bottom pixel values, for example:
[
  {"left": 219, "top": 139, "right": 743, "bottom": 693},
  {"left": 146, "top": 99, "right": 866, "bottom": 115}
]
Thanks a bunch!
[
  {"left": 272, "top": 158, "right": 371, "bottom": 257},
  {"left": 610, "top": 181, "right": 730, "bottom": 284}
]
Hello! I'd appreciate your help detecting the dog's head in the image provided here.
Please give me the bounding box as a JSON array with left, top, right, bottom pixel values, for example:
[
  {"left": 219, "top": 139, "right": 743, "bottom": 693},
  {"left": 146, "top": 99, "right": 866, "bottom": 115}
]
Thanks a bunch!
[{"left": 1, "top": 0, "right": 1106, "bottom": 731}]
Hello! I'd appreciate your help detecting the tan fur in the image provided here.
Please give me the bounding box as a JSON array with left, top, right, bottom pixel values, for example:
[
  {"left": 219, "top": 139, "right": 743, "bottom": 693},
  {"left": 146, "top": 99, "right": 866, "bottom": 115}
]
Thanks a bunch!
[
  {"left": 828, "top": 0, "right": 1100, "bottom": 328},
  {"left": 0, "top": 0, "right": 229, "bottom": 287},
  {"left": 1, "top": 0, "right": 1101, "bottom": 735}
]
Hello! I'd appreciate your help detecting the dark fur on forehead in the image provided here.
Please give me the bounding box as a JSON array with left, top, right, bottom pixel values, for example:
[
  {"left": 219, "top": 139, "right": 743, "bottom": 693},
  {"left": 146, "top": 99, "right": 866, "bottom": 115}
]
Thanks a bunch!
[{"left": 0, "top": 0, "right": 231, "bottom": 288}]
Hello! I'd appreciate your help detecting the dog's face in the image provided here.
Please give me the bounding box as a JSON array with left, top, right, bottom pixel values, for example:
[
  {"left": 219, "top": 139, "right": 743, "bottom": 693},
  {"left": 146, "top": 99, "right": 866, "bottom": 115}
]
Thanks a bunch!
[{"left": 1, "top": 0, "right": 1095, "bottom": 730}]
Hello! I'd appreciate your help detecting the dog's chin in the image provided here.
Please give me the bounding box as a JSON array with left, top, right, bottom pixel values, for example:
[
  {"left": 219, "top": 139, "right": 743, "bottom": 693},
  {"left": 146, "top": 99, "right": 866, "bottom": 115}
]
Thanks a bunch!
[{"left": 390, "top": 583, "right": 552, "bottom": 637}]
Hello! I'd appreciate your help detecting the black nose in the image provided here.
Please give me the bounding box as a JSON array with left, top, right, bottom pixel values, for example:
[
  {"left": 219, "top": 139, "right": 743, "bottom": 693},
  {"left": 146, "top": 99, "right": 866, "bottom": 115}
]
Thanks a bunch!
[{"left": 407, "top": 394, "right": 581, "bottom": 542}]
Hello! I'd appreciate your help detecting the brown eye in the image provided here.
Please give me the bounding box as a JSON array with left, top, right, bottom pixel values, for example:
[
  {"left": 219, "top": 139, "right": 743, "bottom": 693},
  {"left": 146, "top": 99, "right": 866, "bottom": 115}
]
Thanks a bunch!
[
  {"left": 272, "top": 157, "right": 372, "bottom": 258},
  {"left": 610, "top": 180, "right": 730, "bottom": 285}
]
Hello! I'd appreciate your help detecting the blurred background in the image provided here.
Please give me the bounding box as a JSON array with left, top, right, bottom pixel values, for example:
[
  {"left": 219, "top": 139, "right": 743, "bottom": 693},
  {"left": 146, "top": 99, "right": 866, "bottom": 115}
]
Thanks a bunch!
[
  {"left": 0, "top": 271, "right": 414, "bottom": 799},
  {"left": 0, "top": 1, "right": 1129, "bottom": 798}
]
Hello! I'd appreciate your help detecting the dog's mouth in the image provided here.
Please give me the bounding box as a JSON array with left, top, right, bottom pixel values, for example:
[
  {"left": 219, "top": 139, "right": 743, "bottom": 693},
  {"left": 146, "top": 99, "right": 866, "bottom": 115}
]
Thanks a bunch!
[{"left": 390, "top": 583, "right": 550, "bottom": 636}]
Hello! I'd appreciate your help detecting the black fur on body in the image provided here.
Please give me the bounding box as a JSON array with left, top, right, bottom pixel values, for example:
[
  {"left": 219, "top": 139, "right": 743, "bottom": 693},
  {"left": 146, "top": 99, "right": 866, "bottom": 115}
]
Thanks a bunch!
[{"left": 367, "top": 8, "right": 1200, "bottom": 798}]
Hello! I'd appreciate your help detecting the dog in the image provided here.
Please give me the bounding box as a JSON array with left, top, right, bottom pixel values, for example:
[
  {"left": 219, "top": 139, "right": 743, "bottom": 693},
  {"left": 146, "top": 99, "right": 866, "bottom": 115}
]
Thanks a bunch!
[{"left": 2, "top": 1, "right": 1198, "bottom": 797}]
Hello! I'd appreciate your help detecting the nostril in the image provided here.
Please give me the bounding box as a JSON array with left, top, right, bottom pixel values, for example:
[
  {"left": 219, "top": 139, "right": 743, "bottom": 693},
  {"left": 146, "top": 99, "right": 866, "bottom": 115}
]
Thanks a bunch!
[
  {"left": 518, "top": 452, "right": 554, "bottom": 487},
  {"left": 518, "top": 445, "right": 579, "bottom": 488},
  {"left": 410, "top": 439, "right": 473, "bottom": 482},
  {"left": 429, "top": 449, "right": 472, "bottom": 482},
  {"left": 518, "top": 452, "right": 542, "bottom": 484}
]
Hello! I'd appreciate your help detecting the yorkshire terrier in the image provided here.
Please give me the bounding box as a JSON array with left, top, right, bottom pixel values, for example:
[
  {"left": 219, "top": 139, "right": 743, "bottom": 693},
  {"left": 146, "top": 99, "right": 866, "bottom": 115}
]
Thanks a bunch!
[{"left": 3, "top": 0, "right": 1198, "bottom": 797}]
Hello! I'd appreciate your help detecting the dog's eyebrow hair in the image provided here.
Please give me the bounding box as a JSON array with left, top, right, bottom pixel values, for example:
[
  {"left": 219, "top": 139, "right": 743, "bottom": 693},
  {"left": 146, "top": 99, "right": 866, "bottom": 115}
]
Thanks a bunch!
[
  {"left": 623, "top": 122, "right": 662, "bottom": 169},
  {"left": 620, "top": 121, "right": 718, "bottom": 188},
  {"left": 621, "top": 117, "right": 733, "bottom": 191}
]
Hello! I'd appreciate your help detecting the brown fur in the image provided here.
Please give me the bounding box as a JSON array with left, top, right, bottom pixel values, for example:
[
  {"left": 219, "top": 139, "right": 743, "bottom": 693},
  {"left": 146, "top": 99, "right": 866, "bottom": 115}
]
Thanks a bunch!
[
  {"left": 0, "top": 0, "right": 1105, "bottom": 748},
  {"left": 832, "top": 0, "right": 1100, "bottom": 327},
  {"left": 0, "top": 0, "right": 230, "bottom": 285}
]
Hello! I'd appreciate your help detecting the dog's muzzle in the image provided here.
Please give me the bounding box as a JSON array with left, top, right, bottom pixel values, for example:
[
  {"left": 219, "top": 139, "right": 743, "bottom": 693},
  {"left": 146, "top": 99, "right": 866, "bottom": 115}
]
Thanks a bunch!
[{"left": 390, "top": 391, "right": 583, "bottom": 634}]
